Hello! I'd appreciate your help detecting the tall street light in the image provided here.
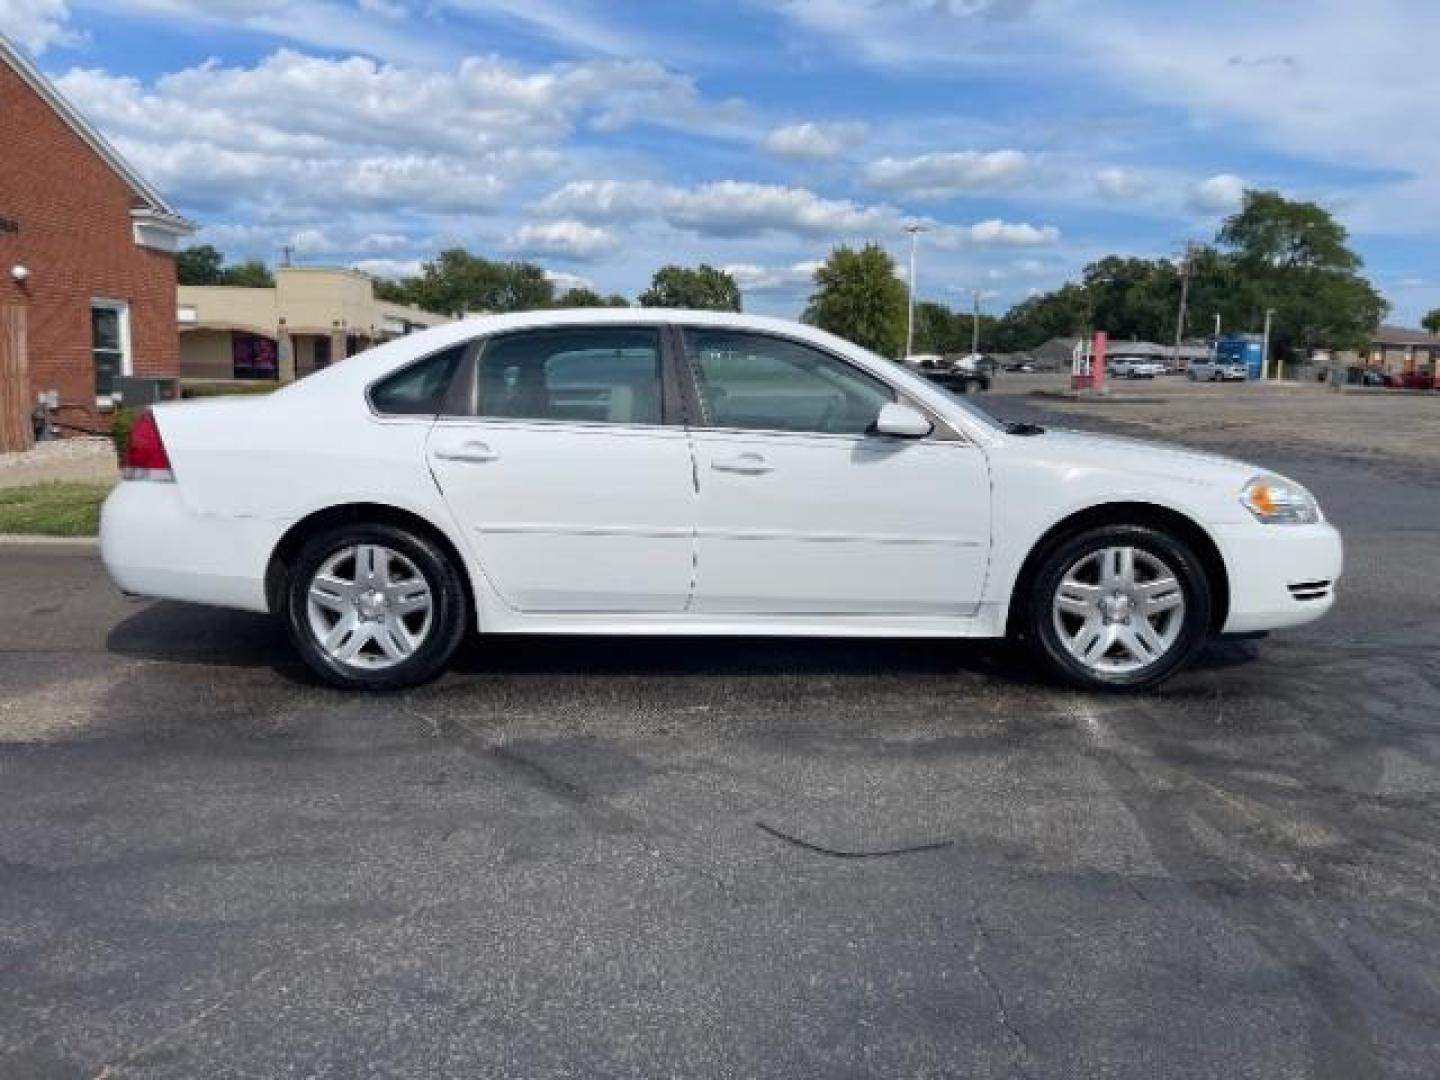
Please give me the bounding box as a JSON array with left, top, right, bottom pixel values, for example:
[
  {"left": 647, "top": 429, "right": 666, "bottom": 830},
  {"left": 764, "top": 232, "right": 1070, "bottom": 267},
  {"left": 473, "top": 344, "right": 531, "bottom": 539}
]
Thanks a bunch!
[
  {"left": 903, "top": 223, "right": 928, "bottom": 359},
  {"left": 962, "top": 287, "right": 983, "bottom": 357}
]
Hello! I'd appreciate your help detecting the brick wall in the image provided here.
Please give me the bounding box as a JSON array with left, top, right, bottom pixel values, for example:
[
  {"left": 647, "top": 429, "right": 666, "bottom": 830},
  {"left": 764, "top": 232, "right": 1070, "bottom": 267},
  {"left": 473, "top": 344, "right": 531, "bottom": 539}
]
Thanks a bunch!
[{"left": 0, "top": 58, "right": 179, "bottom": 432}]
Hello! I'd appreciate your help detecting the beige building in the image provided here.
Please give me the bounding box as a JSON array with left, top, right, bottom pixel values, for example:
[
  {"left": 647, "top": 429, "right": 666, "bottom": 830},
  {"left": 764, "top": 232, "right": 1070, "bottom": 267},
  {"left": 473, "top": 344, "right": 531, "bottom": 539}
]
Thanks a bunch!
[{"left": 178, "top": 267, "right": 449, "bottom": 382}]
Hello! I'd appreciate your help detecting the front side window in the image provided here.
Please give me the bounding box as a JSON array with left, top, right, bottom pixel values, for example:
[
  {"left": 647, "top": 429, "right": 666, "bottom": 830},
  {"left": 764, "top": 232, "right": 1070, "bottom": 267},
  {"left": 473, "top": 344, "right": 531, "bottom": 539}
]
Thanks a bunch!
[
  {"left": 369, "top": 344, "right": 465, "bottom": 416},
  {"left": 476, "top": 328, "right": 663, "bottom": 425},
  {"left": 683, "top": 330, "right": 893, "bottom": 435}
]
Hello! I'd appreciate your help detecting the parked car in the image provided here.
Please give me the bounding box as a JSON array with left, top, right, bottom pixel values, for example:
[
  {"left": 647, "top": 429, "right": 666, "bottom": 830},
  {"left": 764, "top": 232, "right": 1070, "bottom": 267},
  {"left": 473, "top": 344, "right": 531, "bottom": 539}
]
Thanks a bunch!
[
  {"left": 1386, "top": 369, "right": 1436, "bottom": 390},
  {"left": 102, "top": 309, "right": 1341, "bottom": 693},
  {"left": 1110, "top": 359, "right": 1166, "bottom": 379},
  {"left": 1187, "top": 359, "right": 1248, "bottom": 382},
  {"left": 1004, "top": 360, "right": 1037, "bottom": 373},
  {"left": 905, "top": 353, "right": 990, "bottom": 394}
]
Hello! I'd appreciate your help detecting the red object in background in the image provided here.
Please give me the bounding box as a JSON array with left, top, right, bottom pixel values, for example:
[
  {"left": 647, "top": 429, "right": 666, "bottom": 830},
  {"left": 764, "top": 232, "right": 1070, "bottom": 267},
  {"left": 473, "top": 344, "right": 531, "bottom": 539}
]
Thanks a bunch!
[{"left": 1071, "top": 331, "right": 1108, "bottom": 391}]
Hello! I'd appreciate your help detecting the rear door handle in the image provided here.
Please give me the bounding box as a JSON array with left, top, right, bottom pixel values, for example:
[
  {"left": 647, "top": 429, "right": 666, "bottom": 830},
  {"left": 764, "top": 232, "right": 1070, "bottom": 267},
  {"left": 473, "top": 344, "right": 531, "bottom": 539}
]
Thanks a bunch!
[
  {"left": 434, "top": 441, "right": 500, "bottom": 464},
  {"left": 711, "top": 452, "right": 773, "bottom": 475}
]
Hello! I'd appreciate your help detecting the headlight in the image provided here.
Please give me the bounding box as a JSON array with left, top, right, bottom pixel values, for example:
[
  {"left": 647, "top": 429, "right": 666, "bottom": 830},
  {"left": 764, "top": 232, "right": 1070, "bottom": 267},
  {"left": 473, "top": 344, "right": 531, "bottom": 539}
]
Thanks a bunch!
[{"left": 1240, "top": 475, "right": 1321, "bottom": 524}]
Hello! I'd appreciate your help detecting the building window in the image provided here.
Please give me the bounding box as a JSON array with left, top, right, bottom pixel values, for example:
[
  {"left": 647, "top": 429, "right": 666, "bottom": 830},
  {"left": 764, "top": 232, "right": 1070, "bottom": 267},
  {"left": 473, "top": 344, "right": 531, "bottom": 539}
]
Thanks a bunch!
[
  {"left": 90, "top": 299, "right": 131, "bottom": 405},
  {"left": 232, "top": 332, "right": 278, "bottom": 380},
  {"left": 313, "top": 335, "right": 331, "bottom": 370}
]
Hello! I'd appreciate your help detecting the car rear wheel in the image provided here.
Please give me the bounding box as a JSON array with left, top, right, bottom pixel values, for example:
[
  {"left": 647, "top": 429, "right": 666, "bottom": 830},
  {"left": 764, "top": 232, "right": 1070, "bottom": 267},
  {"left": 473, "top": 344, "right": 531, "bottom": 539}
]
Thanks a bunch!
[
  {"left": 1021, "top": 524, "right": 1211, "bottom": 692},
  {"left": 284, "top": 522, "right": 468, "bottom": 690}
]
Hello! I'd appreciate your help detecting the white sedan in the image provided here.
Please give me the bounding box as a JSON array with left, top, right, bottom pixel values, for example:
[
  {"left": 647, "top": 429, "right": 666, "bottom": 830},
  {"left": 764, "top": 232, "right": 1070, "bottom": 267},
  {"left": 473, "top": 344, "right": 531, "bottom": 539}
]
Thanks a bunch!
[{"left": 101, "top": 309, "right": 1341, "bottom": 692}]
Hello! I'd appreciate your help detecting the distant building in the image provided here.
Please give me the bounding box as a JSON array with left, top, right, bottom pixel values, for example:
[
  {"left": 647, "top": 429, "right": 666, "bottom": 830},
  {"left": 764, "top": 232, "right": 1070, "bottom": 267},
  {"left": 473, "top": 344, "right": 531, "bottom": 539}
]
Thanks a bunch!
[
  {"left": 178, "top": 267, "right": 449, "bottom": 383},
  {"left": 1362, "top": 325, "right": 1440, "bottom": 377},
  {"left": 0, "top": 36, "right": 192, "bottom": 451}
]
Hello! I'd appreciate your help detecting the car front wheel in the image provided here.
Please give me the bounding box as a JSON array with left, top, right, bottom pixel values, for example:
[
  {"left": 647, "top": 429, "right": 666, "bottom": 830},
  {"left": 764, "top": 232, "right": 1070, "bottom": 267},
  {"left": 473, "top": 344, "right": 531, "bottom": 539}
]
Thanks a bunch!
[
  {"left": 284, "top": 522, "right": 468, "bottom": 690},
  {"left": 1021, "top": 524, "right": 1211, "bottom": 691}
]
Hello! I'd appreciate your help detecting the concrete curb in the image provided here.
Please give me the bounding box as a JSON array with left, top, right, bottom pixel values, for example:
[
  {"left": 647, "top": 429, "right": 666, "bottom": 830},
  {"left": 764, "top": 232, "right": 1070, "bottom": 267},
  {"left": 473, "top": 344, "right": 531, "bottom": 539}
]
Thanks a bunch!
[{"left": 0, "top": 534, "right": 99, "bottom": 546}]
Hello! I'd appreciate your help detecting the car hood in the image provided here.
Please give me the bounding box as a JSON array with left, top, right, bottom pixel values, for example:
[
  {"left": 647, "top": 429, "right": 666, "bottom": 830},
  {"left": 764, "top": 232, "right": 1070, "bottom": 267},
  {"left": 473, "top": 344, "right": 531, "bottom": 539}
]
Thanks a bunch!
[{"left": 1016, "top": 427, "right": 1261, "bottom": 487}]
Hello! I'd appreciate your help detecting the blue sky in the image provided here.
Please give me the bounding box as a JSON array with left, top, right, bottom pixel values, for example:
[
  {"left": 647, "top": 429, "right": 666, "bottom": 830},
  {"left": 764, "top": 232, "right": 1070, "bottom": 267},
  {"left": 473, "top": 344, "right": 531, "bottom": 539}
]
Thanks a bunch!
[{"left": 5, "top": 0, "right": 1438, "bottom": 325}]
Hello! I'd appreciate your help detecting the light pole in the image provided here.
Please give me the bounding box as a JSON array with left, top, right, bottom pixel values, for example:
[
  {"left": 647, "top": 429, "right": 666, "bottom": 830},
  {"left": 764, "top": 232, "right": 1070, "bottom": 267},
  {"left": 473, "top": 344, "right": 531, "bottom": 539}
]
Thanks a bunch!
[
  {"left": 964, "top": 288, "right": 982, "bottom": 357},
  {"left": 1261, "top": 307, "right": 1275, "bottom": 380},
  {"left": 903, "top": 224, "right": 928, "bottom": 358}
]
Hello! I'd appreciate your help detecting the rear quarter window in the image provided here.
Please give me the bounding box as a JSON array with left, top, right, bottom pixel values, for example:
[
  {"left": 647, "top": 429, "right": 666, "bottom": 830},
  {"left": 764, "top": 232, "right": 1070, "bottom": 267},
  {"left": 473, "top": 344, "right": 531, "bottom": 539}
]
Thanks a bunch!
[{"left": 368, "top": 344, "right": 466, "bottom": 416}]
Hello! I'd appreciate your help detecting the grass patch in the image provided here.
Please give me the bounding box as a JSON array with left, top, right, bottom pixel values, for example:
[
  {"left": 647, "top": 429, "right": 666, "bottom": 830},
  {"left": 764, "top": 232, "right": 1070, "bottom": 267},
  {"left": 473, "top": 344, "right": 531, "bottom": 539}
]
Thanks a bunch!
[{"left": 0, "top": 482, "right": 112, "bottom": 537}]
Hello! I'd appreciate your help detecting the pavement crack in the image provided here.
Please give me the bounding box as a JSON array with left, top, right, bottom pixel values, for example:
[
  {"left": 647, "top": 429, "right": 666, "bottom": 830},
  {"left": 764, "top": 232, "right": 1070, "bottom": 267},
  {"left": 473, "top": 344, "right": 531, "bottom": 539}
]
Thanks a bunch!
[
  {"left": 755, "top": 821, "right": 953, "bottom": 860},
  {"left": 965, "top": 907, "right": 1035, "bottom": 1079}
]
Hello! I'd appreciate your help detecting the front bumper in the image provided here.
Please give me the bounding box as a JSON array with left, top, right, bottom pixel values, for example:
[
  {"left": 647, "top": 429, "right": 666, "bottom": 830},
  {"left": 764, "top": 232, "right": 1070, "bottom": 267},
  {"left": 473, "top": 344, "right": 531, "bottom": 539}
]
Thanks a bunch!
[
  {"left": 100, "top": 482, "right": 281, "bottom": 613},
  {"left": 1213, "top": 521, "right": 1343, "bottom": 634}
]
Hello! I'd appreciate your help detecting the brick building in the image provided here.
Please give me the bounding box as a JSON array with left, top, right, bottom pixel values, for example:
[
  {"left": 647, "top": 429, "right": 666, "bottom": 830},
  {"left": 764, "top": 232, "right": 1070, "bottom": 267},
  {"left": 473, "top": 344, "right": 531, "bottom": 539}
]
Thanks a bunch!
[{"left": 0, "top": 36, "right": 192, "bottom": 452}]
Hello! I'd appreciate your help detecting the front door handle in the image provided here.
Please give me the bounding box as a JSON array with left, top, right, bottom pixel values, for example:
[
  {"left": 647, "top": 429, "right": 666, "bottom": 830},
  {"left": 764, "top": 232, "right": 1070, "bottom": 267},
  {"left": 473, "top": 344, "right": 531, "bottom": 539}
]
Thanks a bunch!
[
  {"left": 434, "top": 441, "right": 500, "bottom": 464},
  {"left": 711, "top": 452, "right": 773, "bottom": 475}
]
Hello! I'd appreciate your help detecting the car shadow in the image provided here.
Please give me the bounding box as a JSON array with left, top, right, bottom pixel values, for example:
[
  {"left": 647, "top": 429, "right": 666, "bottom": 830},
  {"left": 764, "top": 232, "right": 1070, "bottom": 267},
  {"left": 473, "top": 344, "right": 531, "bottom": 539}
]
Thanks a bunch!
[
  {"left": 105, "top": 600, "right": 1043, "bottom": 686},
  {"left": 105, "top": 599, "right": 1264, "bottom": 691}
]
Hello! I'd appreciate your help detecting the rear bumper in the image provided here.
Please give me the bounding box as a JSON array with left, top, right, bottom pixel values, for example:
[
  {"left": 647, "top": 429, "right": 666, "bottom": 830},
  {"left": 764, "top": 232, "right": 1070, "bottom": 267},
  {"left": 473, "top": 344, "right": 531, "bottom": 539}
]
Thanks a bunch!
[
  {"left": 1214, "top": 521, "right": 1343, "bottom": 633},
  {"left": 100, "top": 482, "right": 280, "bottom": 613}
]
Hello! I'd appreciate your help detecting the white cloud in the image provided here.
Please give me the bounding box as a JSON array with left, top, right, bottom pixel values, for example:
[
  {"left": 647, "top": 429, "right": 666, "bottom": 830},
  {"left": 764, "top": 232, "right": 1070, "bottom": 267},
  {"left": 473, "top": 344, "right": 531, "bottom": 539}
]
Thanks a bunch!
[
  {"left": 535, "top": 179, "right": 903, "bottom": 239},
  {"left": 763, "top": 121, "right": 868, "bottom": 161},
  {"left": 506, "top": 219, "right": 618, "bottom": 260},
  {"left": 51, "top": 47, "right": 750, "bottom": 225},
  {"left": 0, "top": 0, "right": 76, "bottom": 53},
  {"left": 353, "top": 257, "right": 425, "bottom": 279},
  {"left": 1094, "top": 167, "right": 1149, "bottom": 201},
  {"left": 865, "top": 150, "right": 1029, "bottom": 199},
  {"left": 951, "top": 219, "right": 1060, "bottom": 246},
  {"left": 544, "top": 269, "right": 595, "bottom": 293},
  {"left": 1188, "top": 173, "right": 1246, "bottom": 214},
  {"left": 666, "top": 182, "right": 897, "bottom": 237},
  {"left": 722, "top": 260, "right": 822, "bottom": 294}
]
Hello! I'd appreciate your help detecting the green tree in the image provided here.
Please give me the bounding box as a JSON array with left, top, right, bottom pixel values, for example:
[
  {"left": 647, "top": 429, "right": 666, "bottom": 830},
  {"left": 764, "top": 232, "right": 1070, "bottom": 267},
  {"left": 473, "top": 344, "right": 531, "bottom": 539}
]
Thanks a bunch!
[
  {"left": 803, "top": 243, "right": 908, "bottom": 357},
  {"left": 994, "top": 283, "right": 1092, "bottom": 350},
  {"left": 554, "top": 287, "right": 630, "bottom": 308},
  {"left": 403, "top": 249, "right": 556, "bottom": 315},
  {"left": 637, "top": 264, "right": 741, "bottom": 311},
  {"left": 1216, "top": 189, "right": 1387, "bottom": 356},
  {"left": 1422, "top": 308, "right": 1440, "bottom": 335},
  {"left": 220, "top": 260, "right": 274, "bottom": 288},
  {"left": 176, "top": 244, "right": 225, "bottom": 286},
  {"left": 372, "top": 277, "right": 413, "bottom": 304}
]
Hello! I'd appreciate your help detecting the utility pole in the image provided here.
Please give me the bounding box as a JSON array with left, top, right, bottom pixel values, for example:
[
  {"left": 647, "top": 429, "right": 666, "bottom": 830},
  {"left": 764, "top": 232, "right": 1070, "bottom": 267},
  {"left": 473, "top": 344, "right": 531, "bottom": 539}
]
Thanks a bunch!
[
  {"left": 970, "top": 289, "right": 981, "bottom": 357},
  {"left": 903, "top": 224, "right": 927, "bottom": 359},
  {"left": 1172, "top": 244, "right": 1194, "bottom": 371},
  {"left": 1261, "top": 307, "right": 1276, "bottom": 380}
]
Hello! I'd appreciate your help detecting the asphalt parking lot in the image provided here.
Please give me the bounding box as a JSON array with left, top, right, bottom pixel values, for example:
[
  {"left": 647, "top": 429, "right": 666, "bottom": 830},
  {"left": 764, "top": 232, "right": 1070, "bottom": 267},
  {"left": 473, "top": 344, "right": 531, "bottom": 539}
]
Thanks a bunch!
[{"left": 2, "top": 392, "right": 1438, "bottom": 1078}]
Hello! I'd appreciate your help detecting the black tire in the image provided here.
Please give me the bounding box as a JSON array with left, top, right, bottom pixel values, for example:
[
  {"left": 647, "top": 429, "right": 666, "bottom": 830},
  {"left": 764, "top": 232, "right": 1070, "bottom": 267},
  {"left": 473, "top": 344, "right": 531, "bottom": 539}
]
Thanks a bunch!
[
  {"left": 1019, "top": 523, "right": 1212, "bottom": 692},
  {"left": 284, "top": 522, "right": 468, "bottom": 690}
]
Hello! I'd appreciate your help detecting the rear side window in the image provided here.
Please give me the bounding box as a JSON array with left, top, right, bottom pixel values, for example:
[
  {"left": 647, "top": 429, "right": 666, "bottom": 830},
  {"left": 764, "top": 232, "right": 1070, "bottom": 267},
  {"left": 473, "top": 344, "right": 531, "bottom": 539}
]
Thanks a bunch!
[
  {"left": 476, "top": 328, "right": 662, "bottom": 425},
  {"left": 369, "top": 344, "right": 465, "bottom": 416}
]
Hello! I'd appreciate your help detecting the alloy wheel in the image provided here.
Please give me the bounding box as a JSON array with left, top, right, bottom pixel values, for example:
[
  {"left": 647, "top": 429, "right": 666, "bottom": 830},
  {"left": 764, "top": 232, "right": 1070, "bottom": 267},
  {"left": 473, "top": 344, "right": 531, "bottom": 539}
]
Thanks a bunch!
[
  {"left": 1051, "top": 545, "right": 1186, "bottom": 675},
  {"left": 305, "top": 544, "right": 434, "bottom": 670}
]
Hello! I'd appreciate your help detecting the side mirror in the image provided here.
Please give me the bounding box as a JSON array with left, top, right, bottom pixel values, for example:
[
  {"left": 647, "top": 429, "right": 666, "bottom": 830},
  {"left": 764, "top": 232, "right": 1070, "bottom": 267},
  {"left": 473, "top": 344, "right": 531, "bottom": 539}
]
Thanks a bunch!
[{"left": 872, "top": 401, "right": 932, "bottom": 439}]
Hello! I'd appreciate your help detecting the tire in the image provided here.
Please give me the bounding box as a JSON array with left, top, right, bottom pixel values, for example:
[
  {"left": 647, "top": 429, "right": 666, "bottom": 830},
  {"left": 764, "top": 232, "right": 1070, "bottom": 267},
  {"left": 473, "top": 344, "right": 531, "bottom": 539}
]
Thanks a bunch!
[
  {"left": 1019, "top": 524, "right": 1211, "bottom": 692},
  {"left": 284, "top": 522, "right": 469, "bottom": 690}
]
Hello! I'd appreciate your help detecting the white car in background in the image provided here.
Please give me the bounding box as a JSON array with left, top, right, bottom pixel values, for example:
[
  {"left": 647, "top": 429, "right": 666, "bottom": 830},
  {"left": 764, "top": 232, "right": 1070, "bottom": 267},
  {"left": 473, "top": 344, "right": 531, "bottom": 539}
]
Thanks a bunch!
[
  {"left": 1111, "top": 358, "right": 1167, "bottom": 379},
  {"left": 1188, "top": 359, "right": 1249, "bottom": 382},
  {"left": 102, "top": 309, "right": 1341, "bottom": 692}
]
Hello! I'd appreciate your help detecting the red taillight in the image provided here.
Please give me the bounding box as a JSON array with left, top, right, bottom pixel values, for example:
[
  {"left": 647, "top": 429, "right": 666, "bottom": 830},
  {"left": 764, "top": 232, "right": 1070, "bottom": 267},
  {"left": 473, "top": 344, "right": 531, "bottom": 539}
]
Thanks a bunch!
[{"left": 123, "top": 410, "right": 174, "bottom": 480}]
